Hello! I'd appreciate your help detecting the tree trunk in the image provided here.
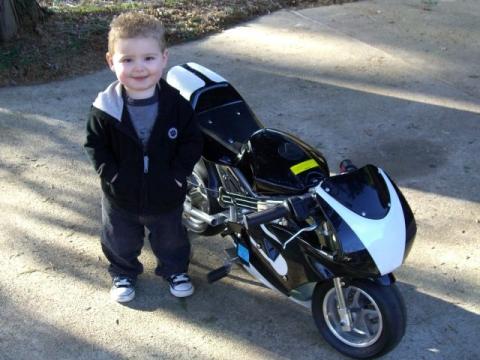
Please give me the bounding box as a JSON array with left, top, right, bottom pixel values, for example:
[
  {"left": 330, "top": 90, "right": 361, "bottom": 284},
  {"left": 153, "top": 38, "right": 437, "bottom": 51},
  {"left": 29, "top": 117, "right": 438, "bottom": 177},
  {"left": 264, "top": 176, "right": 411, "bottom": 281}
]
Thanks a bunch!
[
  {"left": 0, "top": 0, "right": 18, "bottom": 42},
  {"left": 0, "top": 0, "right": 46, "bottom": 42}
]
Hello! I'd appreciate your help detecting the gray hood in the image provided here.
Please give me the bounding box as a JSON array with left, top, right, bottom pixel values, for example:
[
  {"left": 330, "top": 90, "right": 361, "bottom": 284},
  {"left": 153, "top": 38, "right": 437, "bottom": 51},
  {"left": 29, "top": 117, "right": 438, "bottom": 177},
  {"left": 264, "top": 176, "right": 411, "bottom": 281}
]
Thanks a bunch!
[{"left": 92, "top": 81, "right": 124, "bottom": 122}]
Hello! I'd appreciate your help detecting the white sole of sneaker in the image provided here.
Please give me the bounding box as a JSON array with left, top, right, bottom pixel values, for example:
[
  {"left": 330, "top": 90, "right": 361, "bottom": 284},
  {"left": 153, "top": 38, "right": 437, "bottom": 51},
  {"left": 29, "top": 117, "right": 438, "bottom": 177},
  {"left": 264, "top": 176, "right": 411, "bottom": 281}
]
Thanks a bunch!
[
  {"left": 111, "top": 290, "right": 135, "bottom": 303},
  {"left": 169, "top": 286, "right": 194, "bottom": 298}
]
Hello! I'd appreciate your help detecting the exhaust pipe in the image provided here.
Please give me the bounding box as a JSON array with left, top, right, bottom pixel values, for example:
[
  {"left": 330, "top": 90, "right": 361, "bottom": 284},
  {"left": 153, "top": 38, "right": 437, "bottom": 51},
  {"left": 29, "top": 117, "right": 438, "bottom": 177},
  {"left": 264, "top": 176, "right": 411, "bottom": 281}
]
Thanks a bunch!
[{"left": 184, "top": 205, "right": 226, "bottom": 227}]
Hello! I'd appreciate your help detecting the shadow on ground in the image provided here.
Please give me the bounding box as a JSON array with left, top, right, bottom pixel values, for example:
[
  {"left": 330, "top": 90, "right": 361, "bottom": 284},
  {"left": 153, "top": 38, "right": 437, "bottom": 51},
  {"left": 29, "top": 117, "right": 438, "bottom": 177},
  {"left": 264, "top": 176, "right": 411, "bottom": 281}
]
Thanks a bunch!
[{"left": 1, "top": 11, "right": 479, "bottom": 356}]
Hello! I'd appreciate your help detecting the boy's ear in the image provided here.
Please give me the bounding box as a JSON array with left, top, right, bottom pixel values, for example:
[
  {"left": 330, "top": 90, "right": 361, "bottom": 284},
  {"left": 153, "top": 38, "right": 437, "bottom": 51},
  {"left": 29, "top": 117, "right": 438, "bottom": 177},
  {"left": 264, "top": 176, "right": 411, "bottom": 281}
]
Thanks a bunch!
[
  {"left": 163, "top": 49, "right": 169, "bottom": 63},
  {"left": 105, "top": 53, "right": 115, "bottom": 71}
]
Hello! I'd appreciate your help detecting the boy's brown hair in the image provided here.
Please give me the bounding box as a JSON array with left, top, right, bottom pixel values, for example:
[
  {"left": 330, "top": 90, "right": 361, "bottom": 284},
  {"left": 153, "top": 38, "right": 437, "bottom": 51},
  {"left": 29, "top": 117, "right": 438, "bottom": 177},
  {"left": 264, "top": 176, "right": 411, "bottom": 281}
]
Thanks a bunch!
[{"left": 108, "top": 12, "right": 166, "bottom": 54}]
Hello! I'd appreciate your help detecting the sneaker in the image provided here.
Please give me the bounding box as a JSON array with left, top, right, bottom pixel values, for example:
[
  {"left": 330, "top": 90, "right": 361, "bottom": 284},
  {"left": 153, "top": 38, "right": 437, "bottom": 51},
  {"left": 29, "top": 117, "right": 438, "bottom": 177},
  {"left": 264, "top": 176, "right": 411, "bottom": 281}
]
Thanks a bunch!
[
  {"left": 168, "top": 273, "right": 194, "bottom": 297},
  {"left": 110, "top": 276, "right": 135, "bottom": 303}
]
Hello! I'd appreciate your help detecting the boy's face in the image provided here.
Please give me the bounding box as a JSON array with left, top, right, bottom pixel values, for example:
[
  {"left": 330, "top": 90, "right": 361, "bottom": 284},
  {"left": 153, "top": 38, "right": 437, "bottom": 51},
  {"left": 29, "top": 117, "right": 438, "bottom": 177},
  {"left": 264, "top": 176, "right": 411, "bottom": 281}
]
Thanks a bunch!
[{"left": 106, "top": 37, "right": 168, "bottom": 99}]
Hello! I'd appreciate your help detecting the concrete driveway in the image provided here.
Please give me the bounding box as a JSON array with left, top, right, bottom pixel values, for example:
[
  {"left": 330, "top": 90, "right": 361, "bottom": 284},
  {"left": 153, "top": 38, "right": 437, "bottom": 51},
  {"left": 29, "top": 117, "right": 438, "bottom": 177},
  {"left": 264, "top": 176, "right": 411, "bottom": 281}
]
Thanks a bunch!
[{"left": 0, "top": 0, "right": 478, "bottom": 359}]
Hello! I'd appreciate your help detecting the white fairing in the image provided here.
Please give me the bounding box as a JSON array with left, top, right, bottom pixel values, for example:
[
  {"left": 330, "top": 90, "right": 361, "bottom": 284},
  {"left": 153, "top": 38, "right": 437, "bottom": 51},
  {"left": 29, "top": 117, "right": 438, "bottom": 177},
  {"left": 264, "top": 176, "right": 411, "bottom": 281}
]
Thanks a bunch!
[
  {"left": 166, "top": 66, "right": 205, "bottom": 101},
  {"left": 166, "top": 63, "right": 227, "bottom": 101},
  {"left": 186, "top": 62, "right": 227, "bottom": 83},
  {"left": 242, "top": 262, "right": 277, "bottom": 291},
  {"left": 249, "top": 234, "right": 288, "bottom": 276},
  {"left": 244, "top": 261, "right": 311, "bottom": 309},
  {"left": 315, "top": 169, "right": 406, "bottom": 275}
]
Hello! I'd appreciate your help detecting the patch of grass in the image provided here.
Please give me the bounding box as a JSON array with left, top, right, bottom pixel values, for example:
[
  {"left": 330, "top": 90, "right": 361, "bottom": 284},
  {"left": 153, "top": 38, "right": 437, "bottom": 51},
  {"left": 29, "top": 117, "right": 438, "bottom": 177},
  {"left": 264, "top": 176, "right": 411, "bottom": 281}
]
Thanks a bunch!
[
  {"left": 0, "top": 0, "right": 356, "bottom": 87},
  {"left": 49, "top": 2, "right": 144, "bottom": 15}
]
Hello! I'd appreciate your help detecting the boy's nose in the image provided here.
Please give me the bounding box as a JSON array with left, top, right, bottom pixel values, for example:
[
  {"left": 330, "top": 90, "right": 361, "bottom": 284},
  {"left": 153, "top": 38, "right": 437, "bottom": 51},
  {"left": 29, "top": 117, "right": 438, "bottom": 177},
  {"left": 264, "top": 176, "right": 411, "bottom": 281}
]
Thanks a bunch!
[{"left": 132, "top": 61, "right": 146, "bottom": 72}]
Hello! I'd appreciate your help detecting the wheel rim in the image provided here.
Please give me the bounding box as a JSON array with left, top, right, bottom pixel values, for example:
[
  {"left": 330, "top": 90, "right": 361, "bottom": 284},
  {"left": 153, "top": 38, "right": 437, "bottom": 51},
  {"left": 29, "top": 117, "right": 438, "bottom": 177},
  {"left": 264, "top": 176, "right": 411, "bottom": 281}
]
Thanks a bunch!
[
  {"left": 182, "top": 172, "right": 210, "bottom": 233},
  {"left": 322, "top": 285, "right": 383, "bottom": 348}
]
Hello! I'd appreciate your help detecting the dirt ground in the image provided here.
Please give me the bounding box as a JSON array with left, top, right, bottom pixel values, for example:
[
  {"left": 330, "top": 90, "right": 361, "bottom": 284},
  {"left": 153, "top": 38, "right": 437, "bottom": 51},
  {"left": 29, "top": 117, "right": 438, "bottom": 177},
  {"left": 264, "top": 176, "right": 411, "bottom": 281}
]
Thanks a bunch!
[{"left": 0, "top": 1, "right": 479, "bottom": 359}]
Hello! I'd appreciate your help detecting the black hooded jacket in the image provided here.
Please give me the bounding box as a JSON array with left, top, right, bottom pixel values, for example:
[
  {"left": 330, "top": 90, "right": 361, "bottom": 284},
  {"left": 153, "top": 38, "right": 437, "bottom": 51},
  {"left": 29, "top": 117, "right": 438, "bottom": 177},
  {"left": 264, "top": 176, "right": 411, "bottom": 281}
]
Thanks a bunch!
[{"left": 84, "top": 78, "right": 203, "bottom": 214}]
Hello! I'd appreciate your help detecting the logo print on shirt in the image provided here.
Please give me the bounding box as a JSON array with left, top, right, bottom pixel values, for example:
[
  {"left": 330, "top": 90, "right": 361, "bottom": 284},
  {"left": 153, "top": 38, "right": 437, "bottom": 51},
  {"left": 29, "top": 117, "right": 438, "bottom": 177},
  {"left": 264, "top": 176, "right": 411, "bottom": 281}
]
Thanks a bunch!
[{"left": 168, "top": 127, "right": 178, "bottom": 139}]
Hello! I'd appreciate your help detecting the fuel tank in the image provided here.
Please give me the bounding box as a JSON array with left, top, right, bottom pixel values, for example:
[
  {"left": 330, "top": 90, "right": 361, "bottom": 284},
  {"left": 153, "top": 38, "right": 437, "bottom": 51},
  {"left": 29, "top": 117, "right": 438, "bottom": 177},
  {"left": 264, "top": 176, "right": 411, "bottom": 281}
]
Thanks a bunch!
[{"left": 238, "top": 129, "right": 329, "bottom": 195}]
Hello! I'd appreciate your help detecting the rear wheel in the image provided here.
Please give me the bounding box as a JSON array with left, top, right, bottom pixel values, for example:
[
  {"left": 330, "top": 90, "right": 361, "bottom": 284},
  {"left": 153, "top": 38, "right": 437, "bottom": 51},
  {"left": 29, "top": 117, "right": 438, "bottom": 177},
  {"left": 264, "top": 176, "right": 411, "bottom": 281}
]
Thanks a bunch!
[
  {"left": 183, "top": 160, "right": 224, "bottom": 235},
  {"left": 312, "top": 280, "right": 406, "bottom": 359}
]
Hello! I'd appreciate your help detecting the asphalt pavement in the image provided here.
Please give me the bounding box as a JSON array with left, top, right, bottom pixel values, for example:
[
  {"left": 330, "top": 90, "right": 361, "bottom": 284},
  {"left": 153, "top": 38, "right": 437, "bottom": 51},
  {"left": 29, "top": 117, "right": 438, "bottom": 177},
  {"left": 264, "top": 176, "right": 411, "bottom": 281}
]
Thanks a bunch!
[{"left": 0, "top": 1, "right": 479, "bottom": 359}]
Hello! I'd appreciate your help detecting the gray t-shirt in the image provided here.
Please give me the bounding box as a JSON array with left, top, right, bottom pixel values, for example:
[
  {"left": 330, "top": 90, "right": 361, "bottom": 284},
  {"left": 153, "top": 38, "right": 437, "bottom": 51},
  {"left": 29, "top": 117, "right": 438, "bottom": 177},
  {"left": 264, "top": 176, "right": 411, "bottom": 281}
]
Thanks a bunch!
[{"left": 126, "top": 90, "right": 159, "bottom": 151}]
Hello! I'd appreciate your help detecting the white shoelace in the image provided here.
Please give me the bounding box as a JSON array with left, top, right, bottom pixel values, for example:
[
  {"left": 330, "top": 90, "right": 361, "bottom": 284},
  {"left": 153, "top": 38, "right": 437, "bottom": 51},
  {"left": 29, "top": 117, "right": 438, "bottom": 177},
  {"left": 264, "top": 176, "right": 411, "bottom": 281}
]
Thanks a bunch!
[
  {"left": 114, "top": 278, "right": 132, "bottom": 287},
  {"left": 171, "top": 274, "right": 189, "bottom": 283}
]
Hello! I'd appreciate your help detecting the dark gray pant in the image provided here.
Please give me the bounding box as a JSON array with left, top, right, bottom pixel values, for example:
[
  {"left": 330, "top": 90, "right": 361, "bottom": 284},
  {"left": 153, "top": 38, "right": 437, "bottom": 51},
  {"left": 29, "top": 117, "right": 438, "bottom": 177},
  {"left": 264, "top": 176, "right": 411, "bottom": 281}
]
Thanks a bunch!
[{"left": 101, "top": 196, "right": 190, "bottom": 280}]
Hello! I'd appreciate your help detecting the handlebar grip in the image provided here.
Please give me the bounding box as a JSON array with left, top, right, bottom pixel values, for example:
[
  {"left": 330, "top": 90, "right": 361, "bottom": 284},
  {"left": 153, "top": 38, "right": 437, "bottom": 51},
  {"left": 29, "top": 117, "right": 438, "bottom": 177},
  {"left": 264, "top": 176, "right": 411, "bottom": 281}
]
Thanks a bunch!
[{"left": 244, "top": 203, "right": 290, "bottom": 228}]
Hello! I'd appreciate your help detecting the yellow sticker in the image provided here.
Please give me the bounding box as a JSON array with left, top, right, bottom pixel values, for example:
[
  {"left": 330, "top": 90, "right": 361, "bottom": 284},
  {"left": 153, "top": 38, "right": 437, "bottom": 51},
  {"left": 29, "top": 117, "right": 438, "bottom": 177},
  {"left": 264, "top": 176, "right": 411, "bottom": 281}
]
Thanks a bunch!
[{"left": 290, "top": 159, "right": 319, "bottom": 175}]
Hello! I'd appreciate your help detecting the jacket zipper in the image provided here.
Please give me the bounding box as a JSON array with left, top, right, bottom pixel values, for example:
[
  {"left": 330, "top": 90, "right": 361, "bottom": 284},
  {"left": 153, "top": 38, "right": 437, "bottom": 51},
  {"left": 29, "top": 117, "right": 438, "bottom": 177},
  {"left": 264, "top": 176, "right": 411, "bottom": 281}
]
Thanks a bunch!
[
  {"left": 144, "top": 155, "right": 149, "bottom": 174},
  {"left": 140, "top": 152, "right": 149, "bottom": 213}
]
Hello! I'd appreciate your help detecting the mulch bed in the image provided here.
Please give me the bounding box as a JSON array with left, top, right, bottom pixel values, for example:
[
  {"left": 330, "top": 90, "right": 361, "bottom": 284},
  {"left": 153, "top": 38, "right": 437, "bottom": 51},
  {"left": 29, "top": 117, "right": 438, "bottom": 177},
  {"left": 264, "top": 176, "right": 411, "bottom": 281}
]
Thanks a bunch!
[{"left": 0, "top": 0, "right": 355, "bottom": 87}]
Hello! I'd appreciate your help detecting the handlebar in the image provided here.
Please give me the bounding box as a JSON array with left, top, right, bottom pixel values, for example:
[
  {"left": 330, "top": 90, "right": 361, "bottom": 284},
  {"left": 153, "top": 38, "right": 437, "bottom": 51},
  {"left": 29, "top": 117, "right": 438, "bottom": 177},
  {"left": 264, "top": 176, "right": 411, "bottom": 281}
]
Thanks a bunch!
[
  {"left": 243, "top": 193, "right": 317, "bottom": 228},
  {"left": 243, "top": 202, "right": 290, "bottom": 228}
]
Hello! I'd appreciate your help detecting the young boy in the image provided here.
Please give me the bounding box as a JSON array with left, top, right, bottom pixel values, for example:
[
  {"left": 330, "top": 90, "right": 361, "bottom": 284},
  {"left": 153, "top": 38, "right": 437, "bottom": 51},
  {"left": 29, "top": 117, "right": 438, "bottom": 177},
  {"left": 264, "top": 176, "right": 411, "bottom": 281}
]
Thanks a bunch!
[{"left": 84, "top": 12, "right": 203, "bottom": 302}]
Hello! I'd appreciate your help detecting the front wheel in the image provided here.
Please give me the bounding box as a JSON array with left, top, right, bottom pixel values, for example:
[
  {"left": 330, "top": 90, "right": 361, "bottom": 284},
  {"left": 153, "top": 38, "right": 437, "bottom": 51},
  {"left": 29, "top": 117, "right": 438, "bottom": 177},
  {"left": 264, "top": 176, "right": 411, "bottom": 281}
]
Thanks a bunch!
[{"left": 312, "top": 280, "right": 406, "bottom": 359}]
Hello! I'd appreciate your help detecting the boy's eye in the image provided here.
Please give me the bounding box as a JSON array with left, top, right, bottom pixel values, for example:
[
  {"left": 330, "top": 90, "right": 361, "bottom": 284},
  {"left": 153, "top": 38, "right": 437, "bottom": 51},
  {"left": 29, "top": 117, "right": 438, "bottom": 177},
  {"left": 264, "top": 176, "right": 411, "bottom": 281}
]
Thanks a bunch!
[
  {"left": 120, "top": 58, "right": 131, "bottom": 63},
  {"left": 145, "top": 56, "right": 156, "bottom": 61}
]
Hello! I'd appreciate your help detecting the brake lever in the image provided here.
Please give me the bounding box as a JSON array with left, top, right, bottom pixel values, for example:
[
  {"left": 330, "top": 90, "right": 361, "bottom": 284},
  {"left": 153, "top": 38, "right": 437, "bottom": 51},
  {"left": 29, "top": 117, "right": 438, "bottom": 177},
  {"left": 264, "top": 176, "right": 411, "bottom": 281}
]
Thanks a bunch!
[{"left": 282, "top": 223, "right": 318, "bottom": 250}]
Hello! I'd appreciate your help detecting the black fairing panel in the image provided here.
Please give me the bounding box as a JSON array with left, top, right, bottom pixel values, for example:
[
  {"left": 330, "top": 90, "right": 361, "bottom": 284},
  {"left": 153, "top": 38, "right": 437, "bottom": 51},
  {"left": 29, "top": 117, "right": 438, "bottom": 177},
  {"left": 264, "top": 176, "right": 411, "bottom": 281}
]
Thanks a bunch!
[
  {"left": 247, "top": 224, "right": 311, "bottom": 293},
  {"left": 315, "top": 195, "right": 380, "bottom": 277},
  {"left": 388, "top": 176, "right": 417, "bottom": 260},
  {"left": 190, "top": 82, "right": 264, "bottom": 165},
  {"left": 193, "top": 83, "right": 243, "bottom": 112},
  {"left": 241, "top": 129, "right": 329, "bottom": 195},
  {"left": 196, "top": 101, "right": 262, "bottom": 164},
  {"left": 320, "top": 165, "right": 391, "bottom": 220}
]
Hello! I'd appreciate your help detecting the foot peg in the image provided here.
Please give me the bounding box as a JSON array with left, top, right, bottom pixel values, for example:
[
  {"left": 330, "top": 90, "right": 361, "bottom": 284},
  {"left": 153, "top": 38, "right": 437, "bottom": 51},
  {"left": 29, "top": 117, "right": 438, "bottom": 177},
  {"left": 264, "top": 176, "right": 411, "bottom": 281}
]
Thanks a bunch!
[
  {"left": 207, "top": 264, "right": 232, "bottom": 283},
  {"left": 207, "top": 248, "right": 239, "bottom": 283}
]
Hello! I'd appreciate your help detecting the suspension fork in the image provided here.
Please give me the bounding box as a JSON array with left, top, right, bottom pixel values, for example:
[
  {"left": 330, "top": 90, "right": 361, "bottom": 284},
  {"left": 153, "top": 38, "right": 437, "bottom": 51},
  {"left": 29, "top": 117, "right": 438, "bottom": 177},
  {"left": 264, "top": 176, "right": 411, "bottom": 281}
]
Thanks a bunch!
[{"left": 333, "top": 277, "right": 353, "bottom": 332}]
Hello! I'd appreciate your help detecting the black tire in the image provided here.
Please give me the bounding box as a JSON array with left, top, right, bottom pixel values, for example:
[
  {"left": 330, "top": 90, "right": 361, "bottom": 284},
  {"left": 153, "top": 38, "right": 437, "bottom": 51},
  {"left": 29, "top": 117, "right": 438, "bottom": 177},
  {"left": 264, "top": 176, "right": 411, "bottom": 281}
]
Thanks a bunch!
[
  {"left": 312, "top": 280, "right": 406, "bottom": 359},
  {"left": 183, "top": 159, "right": 225, "bottom": 236}
]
